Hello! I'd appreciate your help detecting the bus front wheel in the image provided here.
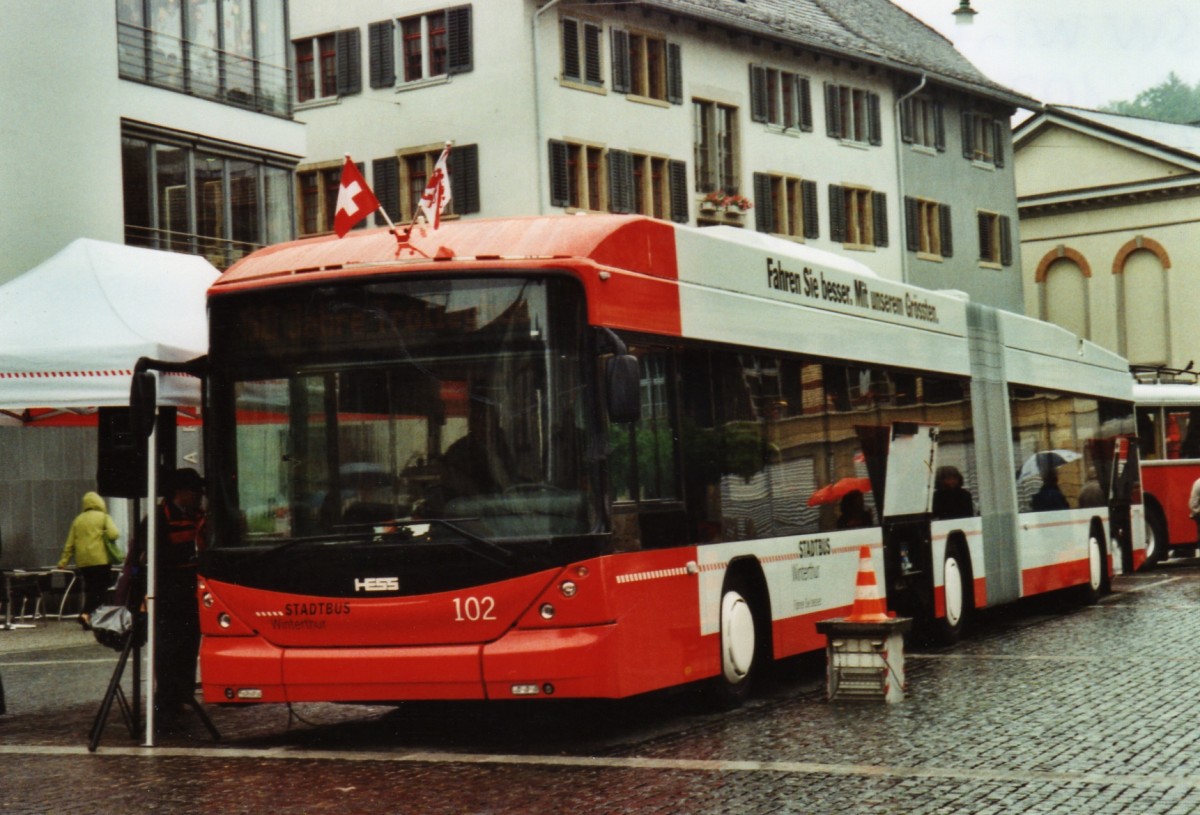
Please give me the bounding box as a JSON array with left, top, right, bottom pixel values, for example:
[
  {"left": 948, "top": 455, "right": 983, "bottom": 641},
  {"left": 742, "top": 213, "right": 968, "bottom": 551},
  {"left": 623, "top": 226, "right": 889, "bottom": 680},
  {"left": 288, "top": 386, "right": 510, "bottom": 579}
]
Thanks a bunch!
[
  {"left": 706, "top": 575, "right": 761, "bottom": 708},
  {"left": 931, "top": 543, "right": 972, "bottom": 645}
]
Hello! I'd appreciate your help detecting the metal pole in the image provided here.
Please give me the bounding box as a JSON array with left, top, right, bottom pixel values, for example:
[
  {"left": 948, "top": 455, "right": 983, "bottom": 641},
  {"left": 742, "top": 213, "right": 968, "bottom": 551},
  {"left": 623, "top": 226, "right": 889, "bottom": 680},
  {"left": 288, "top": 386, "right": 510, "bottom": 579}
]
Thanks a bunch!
[{"left": 142, "top": 372, "right": 160, "bottom": 747}]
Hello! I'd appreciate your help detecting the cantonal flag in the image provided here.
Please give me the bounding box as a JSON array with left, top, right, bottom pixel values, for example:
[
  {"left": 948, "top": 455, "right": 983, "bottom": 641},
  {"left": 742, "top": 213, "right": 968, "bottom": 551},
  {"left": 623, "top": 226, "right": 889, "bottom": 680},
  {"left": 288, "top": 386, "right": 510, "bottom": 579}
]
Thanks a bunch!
[
  {"left": 333, "top": 156, "right": 381, "bottom": 238},
  {"left": 418, "top": 143, "right": 452, "bottom": 229}
]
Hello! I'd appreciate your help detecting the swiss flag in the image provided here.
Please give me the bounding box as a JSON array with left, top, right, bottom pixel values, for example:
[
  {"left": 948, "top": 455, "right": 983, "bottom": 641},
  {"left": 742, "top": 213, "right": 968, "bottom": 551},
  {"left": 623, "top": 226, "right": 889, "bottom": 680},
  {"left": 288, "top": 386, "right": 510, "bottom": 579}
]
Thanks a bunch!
[{"left": 333, "top": 156, "right": 381, "bottom": 238}]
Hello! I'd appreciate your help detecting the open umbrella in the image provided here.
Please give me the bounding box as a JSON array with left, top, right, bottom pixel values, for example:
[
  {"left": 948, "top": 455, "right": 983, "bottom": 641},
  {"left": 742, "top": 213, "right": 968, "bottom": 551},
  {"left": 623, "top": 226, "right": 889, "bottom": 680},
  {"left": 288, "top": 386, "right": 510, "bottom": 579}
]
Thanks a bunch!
[
  {"left": 807, "top": 476, "right": 872, "bottom": 507},
  {"left": 1018, "top": 449, "right": 1081, "bottom": 481}
]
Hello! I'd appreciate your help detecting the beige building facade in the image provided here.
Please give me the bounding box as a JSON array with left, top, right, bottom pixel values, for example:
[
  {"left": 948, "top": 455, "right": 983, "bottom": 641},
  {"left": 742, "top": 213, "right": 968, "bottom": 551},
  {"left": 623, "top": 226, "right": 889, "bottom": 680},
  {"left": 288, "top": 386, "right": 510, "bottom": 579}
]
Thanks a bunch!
[{"left": 1014, "top": 106, "right": 1200, "bottom": 371}]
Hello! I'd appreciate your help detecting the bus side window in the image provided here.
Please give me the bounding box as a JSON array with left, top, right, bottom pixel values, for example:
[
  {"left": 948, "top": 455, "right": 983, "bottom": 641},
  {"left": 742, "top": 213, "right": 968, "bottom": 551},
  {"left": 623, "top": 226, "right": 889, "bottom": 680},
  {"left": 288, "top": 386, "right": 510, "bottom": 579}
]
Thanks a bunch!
[{"left": 1180, "top": 408, "right": 1200, "bottom": 459}]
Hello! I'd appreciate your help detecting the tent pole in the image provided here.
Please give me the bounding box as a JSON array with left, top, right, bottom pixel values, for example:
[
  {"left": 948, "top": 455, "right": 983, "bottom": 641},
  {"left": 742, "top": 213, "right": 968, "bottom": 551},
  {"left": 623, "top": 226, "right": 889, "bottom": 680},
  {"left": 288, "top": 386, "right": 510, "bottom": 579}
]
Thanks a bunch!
[{"left": 142, "top": 374, "right": 159, "bottom": 747}]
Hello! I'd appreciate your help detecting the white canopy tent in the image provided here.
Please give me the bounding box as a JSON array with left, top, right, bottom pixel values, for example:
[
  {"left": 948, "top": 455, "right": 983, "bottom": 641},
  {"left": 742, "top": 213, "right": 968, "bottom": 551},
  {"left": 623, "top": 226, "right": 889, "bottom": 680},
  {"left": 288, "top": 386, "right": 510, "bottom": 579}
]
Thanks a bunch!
[{"left": 0, "top": 238, "right": 217, "bottom": 409}]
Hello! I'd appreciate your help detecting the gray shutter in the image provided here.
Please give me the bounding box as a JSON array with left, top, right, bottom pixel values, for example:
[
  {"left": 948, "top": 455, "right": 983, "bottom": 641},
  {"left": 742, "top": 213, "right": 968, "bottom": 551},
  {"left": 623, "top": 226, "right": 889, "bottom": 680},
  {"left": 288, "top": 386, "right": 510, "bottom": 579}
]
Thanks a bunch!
[
  {"left": 668, "top": 160, "right": 688, "bottom": 223},
  {"left": 372, "top": 157, "right": 400, "bottom": 225},
  {"left": 999, "top": 215, "right": 1012, "bottom": 266},
  {"left": 934, "top": 102, "right": 946, "bottom": 152},
  {"left": 977, "top": 212, "right": 991, "bottom": 260},
  {"left": 829, "top": 184, "right": 845, "bottom": 243},
  {"left": 336, "top": 28, "right": 362, "bottom": 96},
  {"left": 368, "top": 21, "right": 395, "bottom": 89},
  {"left": 868, "top": 93, "right": 882, "bottom": 146},
  {"left": 750, "top": 66, "right": 767, "bottom": 123},
  {"left": 447, "top": 5, "right": 472, "bottom": 74},
  {"left": 584, "top": 22, "right": 603, "bottom": 85},
  {"left": 904, "top": 196, "right": 919, "bottom": 252},
  {"left": 561, "top": 19, "right": 580, "bottom": 81},
  {"left": 549, "top": 140, "right": 570, "bottom": 207},
  {"left": 993, "top": 120, "right": 1006, "bottom": 167},
  {"left": 899, "top": 99, "right": 914, "bottom": 144},
  {"left": 450, "top": 143, "right": 480, "bottom": 214},
  {"left": 825, "top": 83, "right": 841, "bottom": 138},
  {"left": 799, "top": 77, "right": 813, "bottom": 131},
  {"left": 872, "top": 191, "right": 888, "bottom": 247},
  {"left": 608, "top": 149, "right": 634, "bottom": 214},
  {"left": 666, "top": 42, "right": 682, "bottom": 104},
  {"left": 753, "top": 173, "right": 773, "bottom": 233},
  {"left": 801, "top": 180, "right": 818, "bottom": 239},
  {"left": 962, "top": 111, "right": 975, "bottom": 159},
  {"left": 939, "top": 204, "right": 953, "bottom": 257},
  {"left": 610, "top": 28, "right": 630, "bottom": 93}
]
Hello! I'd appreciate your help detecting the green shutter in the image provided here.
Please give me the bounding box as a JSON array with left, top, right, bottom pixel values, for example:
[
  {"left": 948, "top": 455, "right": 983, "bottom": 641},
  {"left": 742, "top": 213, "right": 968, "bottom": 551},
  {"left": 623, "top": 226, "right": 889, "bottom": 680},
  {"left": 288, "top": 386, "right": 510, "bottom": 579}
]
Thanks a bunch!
[
  {"left": 372, "top": 157, "right": 399, "bottom": 225},
  {"left": 336, "top": 28, "right": 362, "bottom": 96},
  {"left": 447, "top": 6, "right": 472, "bottom": 74},
  {"left": 368, "top": 21, "right": 394, "bottom": 89},
  {"left": 450, "top": 143, "right": 480, "bottom": 214}
]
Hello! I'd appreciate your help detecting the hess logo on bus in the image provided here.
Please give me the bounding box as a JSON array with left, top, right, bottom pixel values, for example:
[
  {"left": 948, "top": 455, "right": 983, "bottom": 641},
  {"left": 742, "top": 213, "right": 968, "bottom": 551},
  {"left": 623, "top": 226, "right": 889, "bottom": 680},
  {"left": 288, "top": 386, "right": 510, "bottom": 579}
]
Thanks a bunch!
[{"left": 354, "top": 577, "right": 399, "bottom": 592}]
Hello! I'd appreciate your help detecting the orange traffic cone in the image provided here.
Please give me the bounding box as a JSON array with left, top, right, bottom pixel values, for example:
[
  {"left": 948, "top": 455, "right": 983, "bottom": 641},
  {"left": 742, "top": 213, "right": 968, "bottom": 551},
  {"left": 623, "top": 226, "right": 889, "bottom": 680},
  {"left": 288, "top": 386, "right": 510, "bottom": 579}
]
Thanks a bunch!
[{"left": 845, "top": 545, "right": 891, "bottom": 623}]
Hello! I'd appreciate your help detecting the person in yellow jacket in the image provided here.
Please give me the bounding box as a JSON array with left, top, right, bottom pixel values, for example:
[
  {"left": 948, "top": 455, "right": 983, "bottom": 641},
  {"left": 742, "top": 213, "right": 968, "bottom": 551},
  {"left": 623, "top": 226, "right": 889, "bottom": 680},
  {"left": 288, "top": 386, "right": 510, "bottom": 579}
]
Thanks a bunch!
[{"left": 57, "top": 491, "right": 122, "bottom": 629}]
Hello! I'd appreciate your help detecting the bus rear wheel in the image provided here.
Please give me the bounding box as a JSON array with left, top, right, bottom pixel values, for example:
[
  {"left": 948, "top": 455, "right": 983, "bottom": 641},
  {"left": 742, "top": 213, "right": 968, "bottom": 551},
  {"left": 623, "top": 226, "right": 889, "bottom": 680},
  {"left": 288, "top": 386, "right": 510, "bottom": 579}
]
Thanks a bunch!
[
  {"left": 1078, "top": 532, "right": 1107, "bottom": 605},
  {"left": 1144, "top": 505, "right": 1168, "bottom": 568},
  {"left": 931, "top": 544, "right": 971, "bottom": 645}
]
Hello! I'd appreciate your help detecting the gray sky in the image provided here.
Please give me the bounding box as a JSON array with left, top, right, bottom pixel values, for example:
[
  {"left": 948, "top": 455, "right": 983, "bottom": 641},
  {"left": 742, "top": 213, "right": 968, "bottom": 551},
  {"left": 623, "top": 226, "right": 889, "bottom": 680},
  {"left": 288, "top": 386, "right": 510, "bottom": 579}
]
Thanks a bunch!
[{"left": 889, "top": 0, "right": 1200, "bottom": 111}]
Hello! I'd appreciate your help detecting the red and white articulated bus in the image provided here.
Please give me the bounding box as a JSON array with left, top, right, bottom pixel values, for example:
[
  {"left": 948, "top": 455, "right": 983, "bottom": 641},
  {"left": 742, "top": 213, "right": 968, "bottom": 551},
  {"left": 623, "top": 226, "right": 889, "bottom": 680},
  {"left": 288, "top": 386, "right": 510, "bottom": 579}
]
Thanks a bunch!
[
  {"left": 191, "top": 214, "right": 1142, "bottom": 706},
  {"left": 1133, "top": 366, "right": 1200, "bottom": 565}
]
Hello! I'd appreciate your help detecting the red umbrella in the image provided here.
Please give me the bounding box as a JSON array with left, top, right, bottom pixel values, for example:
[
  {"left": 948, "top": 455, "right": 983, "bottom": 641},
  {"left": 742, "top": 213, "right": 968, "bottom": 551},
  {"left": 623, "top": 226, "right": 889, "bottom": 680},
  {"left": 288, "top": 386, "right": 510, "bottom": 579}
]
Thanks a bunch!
[{"left": 807, "top": 476, "right": 872, "bottom": 507}]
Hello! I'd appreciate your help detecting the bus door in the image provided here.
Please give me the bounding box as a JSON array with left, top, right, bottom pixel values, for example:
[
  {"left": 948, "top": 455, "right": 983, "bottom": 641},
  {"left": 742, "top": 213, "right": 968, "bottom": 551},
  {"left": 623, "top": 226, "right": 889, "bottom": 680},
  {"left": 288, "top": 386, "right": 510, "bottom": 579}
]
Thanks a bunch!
[{"left": 877, "top": 422, "right": 939, "bottom": 618}]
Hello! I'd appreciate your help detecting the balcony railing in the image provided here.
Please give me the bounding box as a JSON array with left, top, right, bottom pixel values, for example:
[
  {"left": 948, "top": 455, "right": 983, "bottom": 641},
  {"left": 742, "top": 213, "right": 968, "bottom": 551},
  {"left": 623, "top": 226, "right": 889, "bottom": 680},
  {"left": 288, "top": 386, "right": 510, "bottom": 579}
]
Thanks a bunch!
[
  {"left": 125, "top": 225, "right": 262, "bottom": 271},
  {"left": 118, "top": 22, "right": 292, "bottom": 118}
]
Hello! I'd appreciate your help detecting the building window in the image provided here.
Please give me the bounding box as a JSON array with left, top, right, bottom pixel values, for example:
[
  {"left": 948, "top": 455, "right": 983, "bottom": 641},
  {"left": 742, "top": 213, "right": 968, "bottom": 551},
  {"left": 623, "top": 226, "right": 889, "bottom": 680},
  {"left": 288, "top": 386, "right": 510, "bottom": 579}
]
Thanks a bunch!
[
  {"left": 117, "top": 0, "right": 290, "bottom": 116},
  {"left": 824, "top": 84, "right": 882, "bottom": 145},
  {"left": 296, "top": 162, "right": 353, "bottom": 236},
  {"left": 121, "top": 123, "right": 295, "bottom": 269},
  {"left": 904, "top": 197, "right": 952, "bottom": 258},
  {"left": 371, "top": 144, "right": 480, "bottom": 225},
  {"left": 830, "top": 185, "right": 888, "bottom": 248},
  {"left": 962, "top": 111, "right": 1006, "bottom": 166},
  {"left": 606, "top": 150, "right": 689, "bottom": 222},
  {"left": 367, "top": 6, "right": 472, "bottom": 89},
  {"left": 900, "top": 96, "right": 945, "bottom": 151},
  {"left": 750, "top": 67, "right": 812, "bottom": 132},
  {"left": 611, "top": 29, "right": 681, "bottom": 104},
  {"left": 753, "top": 173, "right": 817, "bottom": 239},
  {"left": 977, "top": 210, "right": 1012, "bottom": 266},
  {"left": 293, "top": 29, "right": 361, "bottom": 102},
  {"left": 561, "top": 16, "right": 603, "bottom": 86},
  {"left": 694, "top": 99, "right": 738, "bottom": 194},
  {"left": 549, "top": 140, "right": 605, "bottom": 211}
]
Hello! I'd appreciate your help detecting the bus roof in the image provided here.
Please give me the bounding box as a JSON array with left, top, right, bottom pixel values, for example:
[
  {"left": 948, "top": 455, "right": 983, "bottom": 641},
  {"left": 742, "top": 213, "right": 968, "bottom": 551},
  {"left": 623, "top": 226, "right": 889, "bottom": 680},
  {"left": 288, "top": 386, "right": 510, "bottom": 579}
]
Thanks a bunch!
[{"left": 1133, "top": 381, "right": 1200, "bottom": 408}]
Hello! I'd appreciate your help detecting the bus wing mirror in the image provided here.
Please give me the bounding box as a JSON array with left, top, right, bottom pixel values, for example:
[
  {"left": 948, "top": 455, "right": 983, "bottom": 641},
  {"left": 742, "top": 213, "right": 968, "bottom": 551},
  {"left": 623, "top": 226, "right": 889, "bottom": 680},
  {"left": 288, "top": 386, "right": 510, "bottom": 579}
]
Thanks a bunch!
[
  {"left": 130, "top": 370, "right": 158, "bottom": 438},
  {"left": 606, "top": 354, "right": 641, "bottom": 424}
]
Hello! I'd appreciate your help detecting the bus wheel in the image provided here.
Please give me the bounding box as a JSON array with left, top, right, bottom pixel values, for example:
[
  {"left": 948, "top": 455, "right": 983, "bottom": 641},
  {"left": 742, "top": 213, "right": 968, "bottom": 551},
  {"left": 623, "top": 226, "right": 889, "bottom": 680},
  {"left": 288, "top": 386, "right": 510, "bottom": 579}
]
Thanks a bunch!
[
  {"left": 1144, "top": 506, "right": 1168, "bottom": 568},
  {"left": 1079, "top": 533, "right": 1107, "bottom": 605},
  {"left": 931, "top": 543, "right": 971, "bottom": 645},
  {"left": 707, "top": 578, "right": 759, "bottom": 708}
]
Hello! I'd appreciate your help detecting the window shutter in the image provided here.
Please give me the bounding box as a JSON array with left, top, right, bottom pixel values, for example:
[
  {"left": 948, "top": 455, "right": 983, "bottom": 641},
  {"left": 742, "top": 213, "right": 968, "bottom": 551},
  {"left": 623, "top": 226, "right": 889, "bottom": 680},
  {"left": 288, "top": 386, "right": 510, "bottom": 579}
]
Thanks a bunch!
[
  {"left": 336, "top": 28, "right": 362, "bottom": 96},
  {"left": 992, "top": 120, "right": 1006, "bottom": 167},
  {"left": 449, "top": 143, "right": 480, "bottom": 214},
  {"left": 368, "top": 21, "right": 395, "bottom": 89},
  {"left": 868, "top": 93, "right": 882, "bottom": 146},
  {"left": 904, "top": 196, "right": 919, "bottom": 252},
  {"left": 750, "top": 66, "right": 767, "bottom": 123},
  {"left": 753, "top": 173, "right": 773, "bottom": 233},
  {"left": 610, "top": 28, "right": 630, "bottom": 93},
  {"left": 825, "top": 83, "right": 841, "bottom": 138},
  {"left": 666, "top": 42, "right": 682, "bottom": 104},
  {"left": 977, "top": 212, "right": 991, "bottom": 261},
  {"left": 829, "top": 184, "right": 846, "bottom": 243},
  {"left": 939, "top": 204, "right": 953, "bottom": 258},
  {"left": 549, "top": 140, "right": 570, "bottom": 207},
  {"left": 962, "top": 111, "right": 975, "bottom": 160},
  {"left": 561, "top": 19, "right": 580, "bottom": 81},
  {"left": 583, "top": 22, "right": 602, "bottom": 85},
  {"left": 872, "top": 191, "right": 888, "bottom": 247},
  {"left": 668, "top": 160, "right": 688, "bottom": 223},
  {"left": 801, "top": 179, "right": 818, "bottom": 239},
  {"left": 799, "top": 77, "right": 813, "bottom": 132},
  {"left": 607, "top": 150, "right": 634, "bottom": 214},
  {"left": 352, "top": 162, "right": 368, "bottom": 229},
  {"left": 934, "top": 102, "right": 946, "bottom": 152},
  {"left": 372, "top": 157, "right": 400, "bottom": 225},
  {"left": 999, "top": 215, "right": 1012, "bottom": 266},
  {"left": 446, "top": 5, "right": 473, "bottom": 74},
  {"left": 899, "top": 99, "right": 914, "bottom": 145}
]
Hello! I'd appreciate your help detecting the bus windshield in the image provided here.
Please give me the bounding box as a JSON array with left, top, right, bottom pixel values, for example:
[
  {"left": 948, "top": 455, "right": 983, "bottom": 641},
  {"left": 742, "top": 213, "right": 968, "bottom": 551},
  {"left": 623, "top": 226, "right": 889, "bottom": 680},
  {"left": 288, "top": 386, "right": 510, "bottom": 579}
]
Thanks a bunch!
[{"left": 207, "top": 275, "right": 593, "bottom": 549}]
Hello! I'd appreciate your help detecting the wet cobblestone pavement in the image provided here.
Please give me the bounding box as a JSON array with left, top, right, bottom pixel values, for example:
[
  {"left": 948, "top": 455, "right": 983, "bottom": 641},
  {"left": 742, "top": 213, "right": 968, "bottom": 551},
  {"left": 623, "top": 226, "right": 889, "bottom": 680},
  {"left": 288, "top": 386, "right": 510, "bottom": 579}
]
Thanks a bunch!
[{"left": 3, "top": 563, "right": 1200, "bottom": 813}]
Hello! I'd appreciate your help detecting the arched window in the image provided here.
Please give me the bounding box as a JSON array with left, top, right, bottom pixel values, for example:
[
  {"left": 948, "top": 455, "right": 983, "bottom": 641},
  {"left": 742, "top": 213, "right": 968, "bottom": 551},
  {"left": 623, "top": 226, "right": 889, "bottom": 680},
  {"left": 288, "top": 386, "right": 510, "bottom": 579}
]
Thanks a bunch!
[
  {"left": 1035, "top": 247, "right": 1090, "bottom": 340},
  {"left": 1115, "top": 238, "right": 1171, "bottom": 366}
]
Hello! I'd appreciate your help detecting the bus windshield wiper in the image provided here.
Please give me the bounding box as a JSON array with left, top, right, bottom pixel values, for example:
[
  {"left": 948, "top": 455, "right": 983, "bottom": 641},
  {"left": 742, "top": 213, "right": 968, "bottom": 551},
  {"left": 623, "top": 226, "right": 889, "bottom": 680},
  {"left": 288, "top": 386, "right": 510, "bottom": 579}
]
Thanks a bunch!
[{"left": 374, "top": 517, "right": 528, "bottom": 568}]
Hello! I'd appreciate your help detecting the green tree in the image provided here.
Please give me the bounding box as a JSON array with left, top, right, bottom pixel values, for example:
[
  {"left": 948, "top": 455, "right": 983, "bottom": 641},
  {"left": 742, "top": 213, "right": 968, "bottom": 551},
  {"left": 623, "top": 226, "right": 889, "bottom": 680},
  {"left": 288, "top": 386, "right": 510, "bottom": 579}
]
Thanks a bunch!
[{"left": 1102, "top": 72, "right": 1200, "bottom": 123}]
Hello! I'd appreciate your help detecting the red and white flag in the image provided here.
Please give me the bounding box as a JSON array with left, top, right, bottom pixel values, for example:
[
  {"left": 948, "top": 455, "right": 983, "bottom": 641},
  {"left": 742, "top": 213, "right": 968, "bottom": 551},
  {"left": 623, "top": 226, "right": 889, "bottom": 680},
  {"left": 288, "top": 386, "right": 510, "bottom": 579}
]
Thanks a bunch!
[
  {"left": 333, "top": 156, "right": 381, "bottom": 238},
  {"left": 418, "top": 143, "right": 452, "bottom": 229}
]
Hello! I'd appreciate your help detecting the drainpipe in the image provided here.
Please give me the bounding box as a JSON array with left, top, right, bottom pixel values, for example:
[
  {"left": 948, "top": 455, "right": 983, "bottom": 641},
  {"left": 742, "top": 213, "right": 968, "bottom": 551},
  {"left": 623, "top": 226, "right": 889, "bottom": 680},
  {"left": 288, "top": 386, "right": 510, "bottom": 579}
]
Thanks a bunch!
[
  {"left": 533, "top": 0, "right": 565, "bottom": 213},
  {"left": 894, "top": 73, "right": 927, "bottom": 285}
]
